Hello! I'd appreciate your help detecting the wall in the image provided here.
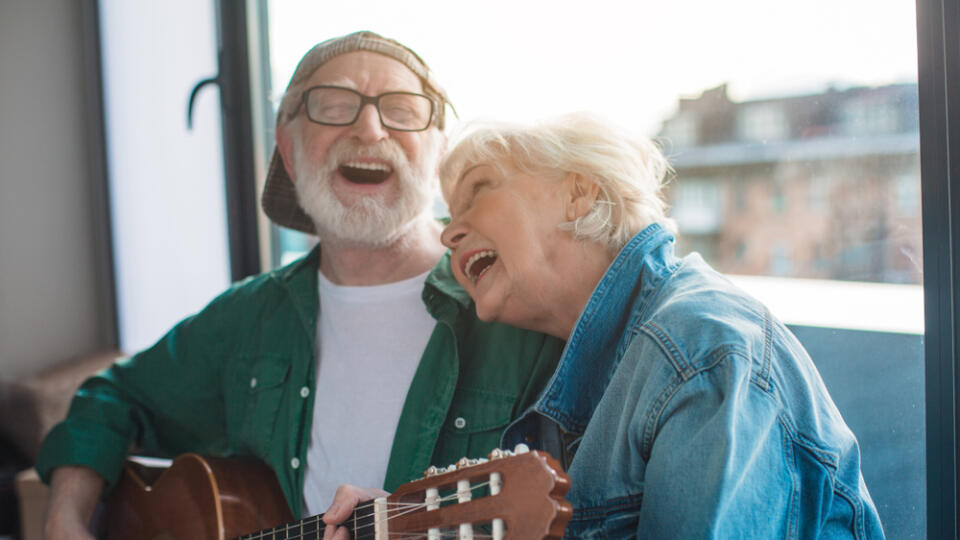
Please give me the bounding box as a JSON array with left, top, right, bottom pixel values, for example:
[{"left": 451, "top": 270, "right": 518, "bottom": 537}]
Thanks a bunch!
[
  {"left": 0, "top": 0, "right": 112, "bottom": 378},
  {"left": 794, "top": 325, "right": 924, "bottom": 540}
]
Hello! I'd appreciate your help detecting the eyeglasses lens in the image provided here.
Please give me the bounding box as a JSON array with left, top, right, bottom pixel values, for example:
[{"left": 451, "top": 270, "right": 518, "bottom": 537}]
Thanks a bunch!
[{"left": 305, "top": 87, "right": 432, "bottom": 131}]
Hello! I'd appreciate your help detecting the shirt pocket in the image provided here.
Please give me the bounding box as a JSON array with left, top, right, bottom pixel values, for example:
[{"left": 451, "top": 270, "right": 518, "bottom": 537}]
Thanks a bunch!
[
  {"left": 436, "top": 386, "right": 516, "bottom": 461},
  {"left": 237, "top": 357, "right": 291, "bottom": 454}
]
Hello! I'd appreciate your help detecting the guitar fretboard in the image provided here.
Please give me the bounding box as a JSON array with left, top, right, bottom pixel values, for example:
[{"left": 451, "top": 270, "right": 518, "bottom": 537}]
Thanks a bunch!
[{"left": 234, "top": 503, "right": 377, "bottom": 540}]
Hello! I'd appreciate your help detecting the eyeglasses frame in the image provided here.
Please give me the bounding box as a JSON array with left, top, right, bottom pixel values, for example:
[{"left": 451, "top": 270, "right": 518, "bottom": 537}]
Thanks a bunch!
[{"left": 297, "top": 85, "right": 437, "bottom": 132}]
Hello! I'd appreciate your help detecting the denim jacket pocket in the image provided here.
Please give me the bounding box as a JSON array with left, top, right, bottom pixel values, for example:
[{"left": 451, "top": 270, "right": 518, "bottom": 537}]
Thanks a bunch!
[
  {"left": 437, "top": 386, "right": 516, "bottom": 460},
  {"left": 563, "top": 493, "right": 644, "bottom": 539},
  {"left": 237, "top": 357, "right": 291, "bottom": 454}
]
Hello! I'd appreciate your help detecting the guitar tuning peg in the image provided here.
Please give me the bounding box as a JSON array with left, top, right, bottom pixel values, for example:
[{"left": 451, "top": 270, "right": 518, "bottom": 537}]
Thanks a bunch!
[
  {"left": 457, "top": 457, "right": 471, "bottom": 469},
  {"left": 424, "top": 465, "right": 439, "bottom": 477},
  {"left": 488, "top": 448, "right": 505, "bottom": 460},
  {"left": 513, "top": 443, "right": 530, "bottom": 454}
]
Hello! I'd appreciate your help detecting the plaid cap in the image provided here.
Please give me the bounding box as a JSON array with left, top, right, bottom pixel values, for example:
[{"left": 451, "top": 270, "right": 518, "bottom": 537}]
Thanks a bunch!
[{"left": 261, "top": 30, "right": 451, "bottom": 235}]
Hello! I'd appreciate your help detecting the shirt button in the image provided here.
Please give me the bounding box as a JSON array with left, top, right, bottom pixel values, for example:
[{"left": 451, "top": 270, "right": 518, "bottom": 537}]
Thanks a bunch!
[
  {"left": 249, "top": 377, "right": 258, "bottom": 389},
  {"left": 290, "top": 457, "right": 300, "bottom": 469},
  {"left": 300, "top": 386, "right": 310, "bottom": 398},
  {"left": 454, "top": 417, "right": 467, "bottom": 429}
]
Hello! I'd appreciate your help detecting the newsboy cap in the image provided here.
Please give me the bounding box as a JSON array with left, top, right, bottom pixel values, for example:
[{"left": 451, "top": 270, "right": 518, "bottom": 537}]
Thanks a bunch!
[{"left": 261, "top": 30, "right": 451, "bottom": 234}]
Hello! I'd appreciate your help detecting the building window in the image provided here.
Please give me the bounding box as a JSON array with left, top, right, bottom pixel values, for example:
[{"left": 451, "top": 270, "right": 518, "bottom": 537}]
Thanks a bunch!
[
  {"left": 771, "top": 181, "right": 786, "bottom": 213},
  {"left": 661, "top": 112, "right": 698, "bottom": 148},
  {"left": 896, "top": 173, "right": 920, "bottom": 216},
  {"left": 842, "top": 98, "right": 900, "bottom": 136},
  {"left": 808, "top": 176, "right": 829, "bottom": 213},
  {"left": 736, "top": 103, "right": 789, "bottom": 142},
  {"left": 769, "top": 241, "right": 793, "bottom": 276},
  {"left": 252, "top": 2, "right": 924, "bottom": 536},
  {"left": 672, "top": 179, "right": 723, "bottom": 234}
]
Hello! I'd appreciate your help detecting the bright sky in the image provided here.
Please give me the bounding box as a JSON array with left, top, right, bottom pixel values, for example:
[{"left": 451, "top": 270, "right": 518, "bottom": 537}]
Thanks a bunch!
[{"left": 267, "top": 0, "right": 918, "bottom": 136}]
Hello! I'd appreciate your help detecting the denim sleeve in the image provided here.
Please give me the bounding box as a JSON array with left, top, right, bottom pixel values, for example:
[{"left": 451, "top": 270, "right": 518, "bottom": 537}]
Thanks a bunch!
[{"left": 634, "top": 351, "right": 795, "bottom": 538}]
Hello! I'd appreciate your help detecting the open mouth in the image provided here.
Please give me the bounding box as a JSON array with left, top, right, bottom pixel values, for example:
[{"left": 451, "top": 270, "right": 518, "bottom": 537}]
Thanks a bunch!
[
  {"left": 338, "top": 161, "right": 393, "bottom": 184},
  {"left": 464, "top": 250, "right": 498, "bottom": 284}
]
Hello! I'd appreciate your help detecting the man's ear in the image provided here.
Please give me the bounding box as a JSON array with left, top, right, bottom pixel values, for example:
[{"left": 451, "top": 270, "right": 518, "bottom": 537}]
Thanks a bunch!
[
  {"left": 276, "top": 125, "right": 298, "bottom": 184},
  {"left": 563, "top": 173, "right": 601, "bottom": 221}
]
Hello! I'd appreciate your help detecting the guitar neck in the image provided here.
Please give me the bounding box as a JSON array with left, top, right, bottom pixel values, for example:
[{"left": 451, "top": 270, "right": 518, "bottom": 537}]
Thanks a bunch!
[
  {"left": 235, "top": 502, "right": 376, "bottom": 540},
  {"left": 234, "top": 504, "right": 378, "bottom": 540}
]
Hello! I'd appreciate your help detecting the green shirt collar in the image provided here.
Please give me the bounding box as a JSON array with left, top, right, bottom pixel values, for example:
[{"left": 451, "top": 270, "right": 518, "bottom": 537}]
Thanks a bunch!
[{"left": 424, "top": 252, "right": 472, "bottom": 311}]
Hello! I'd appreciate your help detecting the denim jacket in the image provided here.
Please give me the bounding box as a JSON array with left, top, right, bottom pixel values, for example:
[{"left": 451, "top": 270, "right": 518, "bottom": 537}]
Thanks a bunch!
[{"left": 503, "top": 224, "right": 884, "bottom": 539}]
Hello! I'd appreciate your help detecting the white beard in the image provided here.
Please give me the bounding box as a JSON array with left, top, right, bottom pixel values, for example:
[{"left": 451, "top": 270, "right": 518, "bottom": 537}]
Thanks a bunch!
[{"left": 292, "top": 134, "right": 439, "bottom": 247}]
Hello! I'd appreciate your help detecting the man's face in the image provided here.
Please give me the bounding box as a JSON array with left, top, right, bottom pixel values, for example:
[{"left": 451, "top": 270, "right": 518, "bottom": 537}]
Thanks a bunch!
[{"left": 280, "top": 51, "right": 442, "bottom": 246}]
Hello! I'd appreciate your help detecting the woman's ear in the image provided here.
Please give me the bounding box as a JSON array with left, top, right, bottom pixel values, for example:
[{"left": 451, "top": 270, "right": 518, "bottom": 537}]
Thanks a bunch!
[
  {"left": 276, "top": 125, "right": 298, "bottom": 184},
  {"left": 563, "top": 173, "right": 601, "bottom": 221}
]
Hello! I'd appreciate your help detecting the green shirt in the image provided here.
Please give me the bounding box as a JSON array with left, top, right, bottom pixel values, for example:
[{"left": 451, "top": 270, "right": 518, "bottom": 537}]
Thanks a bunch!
[{"left": 35, "top": 247, "right": 564, "bottom": 516}]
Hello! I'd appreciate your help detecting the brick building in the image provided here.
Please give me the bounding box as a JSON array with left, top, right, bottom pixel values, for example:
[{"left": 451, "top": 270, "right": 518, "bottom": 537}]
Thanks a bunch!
[{"left": 658, "top": 83, "right": 921, "bottom": 284}]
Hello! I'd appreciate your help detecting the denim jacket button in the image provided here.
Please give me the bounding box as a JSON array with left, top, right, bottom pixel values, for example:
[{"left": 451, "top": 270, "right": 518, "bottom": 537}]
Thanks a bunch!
[{"left": 454, "top": 417, "right": 467, "bottom": 429}]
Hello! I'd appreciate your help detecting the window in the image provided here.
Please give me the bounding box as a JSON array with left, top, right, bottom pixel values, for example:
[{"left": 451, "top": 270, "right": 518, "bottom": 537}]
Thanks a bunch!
[
  {"left": 661, "top": 112, "right": 698, "bottom": 148},
  {"left": 842, "top": 96, "right": 901, "bottom": 136},
  {"left": 896, "top": 172, "right": 921, "bottom": 216},
  {"left": 247, "top": 1, "right": 929, "bottom": 535},
  {"left": 672, "top": 179, "right": 723, "bottom": 235},
  {"left": 808, "top": 175, "right": 829, "bottom": 213},
  {"left": 737, "top": 103, "right": 789, "bottom": 142}
]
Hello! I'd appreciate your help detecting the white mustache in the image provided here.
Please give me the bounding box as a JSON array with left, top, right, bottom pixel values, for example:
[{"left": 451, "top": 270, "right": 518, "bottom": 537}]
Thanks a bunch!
[{"left": 325, "top": 138, "right": 408, "bottom": 170}]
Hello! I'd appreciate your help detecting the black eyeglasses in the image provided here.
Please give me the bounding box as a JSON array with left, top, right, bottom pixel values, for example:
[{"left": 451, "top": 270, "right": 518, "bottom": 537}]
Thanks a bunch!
[{"left": 298, "top": 85, "right": 436, "bottom": 132}]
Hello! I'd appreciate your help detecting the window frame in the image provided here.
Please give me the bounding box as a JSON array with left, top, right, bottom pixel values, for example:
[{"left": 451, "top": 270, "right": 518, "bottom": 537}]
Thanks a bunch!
[
  {"left": 916, "top": 0, "right": 960, "bottom": 536},
  {"left": 211, "top": 0, "right": 262, "bottom": 281},
  {"left": 217, "top": 0, "right": 960, "bottom": 535}
]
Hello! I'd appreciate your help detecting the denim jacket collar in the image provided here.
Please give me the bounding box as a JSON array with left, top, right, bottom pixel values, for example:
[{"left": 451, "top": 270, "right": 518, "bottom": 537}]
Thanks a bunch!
[{"left": 515, "top": 223, "right": 679, "bottom": 436}]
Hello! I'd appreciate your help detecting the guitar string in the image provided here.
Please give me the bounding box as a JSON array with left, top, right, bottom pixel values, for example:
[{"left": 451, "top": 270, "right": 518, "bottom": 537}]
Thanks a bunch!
[
  {"left": 370, "top": 531, "right": 501, "bottom": 539},
  {"left": 240, "top": 529, "right": 500, "bottom": 540},
  {"left": 241, "top": 528, "right": 500, "bottom": 540},
  {"left": 330, "top": 481, "right": 495, "bottom": 538},
  {"left": 241, "top": 533, "right": 500, "bottom": 540},
  {"left": 237, "top": 480, "right": 495, "bottom": 540}
]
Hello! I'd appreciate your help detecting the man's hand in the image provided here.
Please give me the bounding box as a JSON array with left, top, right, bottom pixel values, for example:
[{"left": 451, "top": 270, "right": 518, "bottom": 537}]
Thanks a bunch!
[
  {"left": 43, "top": 465, "right": 105, "bottom": 540},
  {"left": 321, "top": 484, "right": 390, "bottom": 540}
]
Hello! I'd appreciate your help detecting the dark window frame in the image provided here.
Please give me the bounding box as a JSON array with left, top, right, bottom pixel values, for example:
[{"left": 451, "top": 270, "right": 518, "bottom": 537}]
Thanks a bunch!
[
  {"left": 213, "top": 0, "right": 958, "bottom": 536},
  {"left": 213, "top": 0, "right": 261, "bottom": 281},
  {"left": 917, "top": 0, "right": 960, "bottom": 536}
]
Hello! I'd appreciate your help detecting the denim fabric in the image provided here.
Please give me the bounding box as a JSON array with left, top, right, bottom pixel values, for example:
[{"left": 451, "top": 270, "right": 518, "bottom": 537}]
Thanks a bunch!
[{"left": 503, "top": 224, "right": 884, "bottom": 539}]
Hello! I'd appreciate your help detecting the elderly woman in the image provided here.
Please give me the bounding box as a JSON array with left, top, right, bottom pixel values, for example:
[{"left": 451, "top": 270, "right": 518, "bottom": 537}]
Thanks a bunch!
[{"left": 438, "top": 113, "right": 884, "bottom": 539}]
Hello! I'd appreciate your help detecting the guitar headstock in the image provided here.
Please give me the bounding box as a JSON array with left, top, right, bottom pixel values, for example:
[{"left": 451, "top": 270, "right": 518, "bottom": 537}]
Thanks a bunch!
[{"left": 384, "top": 445, "right": 572, "bottom": 540}]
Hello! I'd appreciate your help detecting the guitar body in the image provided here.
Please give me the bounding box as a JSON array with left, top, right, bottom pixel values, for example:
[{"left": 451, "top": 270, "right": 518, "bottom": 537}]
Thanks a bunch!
[
  {"left": 105, "top": 453, "right": 293, "bottom": 540},
  {"left": 107, "top": 447, "right": 570, "bottom": 540}
]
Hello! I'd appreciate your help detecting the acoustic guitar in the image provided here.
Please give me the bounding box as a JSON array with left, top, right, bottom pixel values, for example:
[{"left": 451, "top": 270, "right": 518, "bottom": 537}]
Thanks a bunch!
[{"left": 105, "top": 445, "right": 572, "bottom": 539}]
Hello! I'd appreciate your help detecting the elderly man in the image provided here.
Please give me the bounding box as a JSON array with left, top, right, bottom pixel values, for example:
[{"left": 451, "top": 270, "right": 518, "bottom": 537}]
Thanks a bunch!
[{"left": 37, "top": 31, "right": 563, "bottom": 538}]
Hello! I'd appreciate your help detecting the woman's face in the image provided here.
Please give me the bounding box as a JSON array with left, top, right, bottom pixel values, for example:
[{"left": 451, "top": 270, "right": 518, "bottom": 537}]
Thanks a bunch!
[{"left": 441, "top": 163, "right": 574, "bottom": 332}]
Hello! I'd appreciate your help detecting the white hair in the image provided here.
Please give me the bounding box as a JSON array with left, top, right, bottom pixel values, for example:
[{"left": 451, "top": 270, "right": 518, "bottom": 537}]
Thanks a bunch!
[{"left": 439, "top": 112, "right": 676, "bottom": 252}]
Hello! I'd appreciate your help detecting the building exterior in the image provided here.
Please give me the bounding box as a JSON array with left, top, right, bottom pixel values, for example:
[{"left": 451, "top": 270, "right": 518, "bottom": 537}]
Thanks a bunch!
[{"left": 658, "top": 83, "right": 921, "bottom": 284}]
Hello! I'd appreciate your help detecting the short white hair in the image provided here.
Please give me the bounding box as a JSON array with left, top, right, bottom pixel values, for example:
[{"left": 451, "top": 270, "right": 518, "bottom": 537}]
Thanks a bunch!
[{"left": 439, "top": 112, "right": 676, "bottom": 251}]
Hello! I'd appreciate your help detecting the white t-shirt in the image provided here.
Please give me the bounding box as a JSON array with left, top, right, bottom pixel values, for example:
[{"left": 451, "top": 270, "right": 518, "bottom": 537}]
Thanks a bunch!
[{"left": 301, "top": 269, "right": 435, "bottom": 516}]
